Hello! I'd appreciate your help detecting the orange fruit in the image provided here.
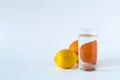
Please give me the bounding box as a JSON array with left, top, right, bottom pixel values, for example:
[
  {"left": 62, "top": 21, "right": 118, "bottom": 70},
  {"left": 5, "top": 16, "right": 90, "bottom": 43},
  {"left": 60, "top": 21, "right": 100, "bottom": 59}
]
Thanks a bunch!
[
  {"left": 80, "top": 40, "right": 97, "bottom": 64},
  {"left": 69, "top": 40, "right": 78, "bottom": 55},
  {"left": 69, "top": 40, "right": 78, "bottom": 64}
]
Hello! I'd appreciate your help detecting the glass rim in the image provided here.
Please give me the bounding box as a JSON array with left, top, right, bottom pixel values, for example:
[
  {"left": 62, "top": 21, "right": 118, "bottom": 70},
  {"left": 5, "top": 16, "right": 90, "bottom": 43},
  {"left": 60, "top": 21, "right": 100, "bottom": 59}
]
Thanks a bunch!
[
  {"left": 79, "top": 28, "right": 98, "bottom": 30},
  {"left": 79, "top": 27, "right": 98, "bottom": 36}
]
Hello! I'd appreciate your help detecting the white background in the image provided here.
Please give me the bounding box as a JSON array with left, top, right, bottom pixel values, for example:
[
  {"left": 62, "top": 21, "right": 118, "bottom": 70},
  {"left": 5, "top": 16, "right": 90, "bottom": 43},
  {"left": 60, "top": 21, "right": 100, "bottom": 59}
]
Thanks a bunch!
[{"left": 0, "top": 0, "right": 120, "bottom": 80}]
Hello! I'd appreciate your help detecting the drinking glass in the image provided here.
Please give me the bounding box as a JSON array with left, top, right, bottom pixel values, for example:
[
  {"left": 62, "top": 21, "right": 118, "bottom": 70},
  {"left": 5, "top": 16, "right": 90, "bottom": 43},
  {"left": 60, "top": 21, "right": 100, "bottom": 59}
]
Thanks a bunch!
[{"left": 78, "top": 28, "right": 98, "bottom": 71}]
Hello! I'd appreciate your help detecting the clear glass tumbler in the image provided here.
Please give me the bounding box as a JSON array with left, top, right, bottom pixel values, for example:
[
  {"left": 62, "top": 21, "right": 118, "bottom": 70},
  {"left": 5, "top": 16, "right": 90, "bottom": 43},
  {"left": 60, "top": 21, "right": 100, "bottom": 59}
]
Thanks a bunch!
[{"left": 78, "top": 28, "right": 98, "bottom": 71}]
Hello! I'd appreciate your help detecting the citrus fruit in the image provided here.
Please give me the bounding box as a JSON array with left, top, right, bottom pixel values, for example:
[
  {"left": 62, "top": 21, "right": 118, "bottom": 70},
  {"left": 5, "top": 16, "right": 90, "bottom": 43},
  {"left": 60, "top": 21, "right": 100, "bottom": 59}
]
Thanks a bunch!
[
  {"left": 80, "top": 40, "right": 97, "bottom": 64},
  {"left": 69, "top": 40, "right": 78, "bottom": 55},
  {"left": 54, "top": 49, "right": 78, "bottom": 69},
  {"left": 69, "top": 40, "right": 78, "bottom": 63}
]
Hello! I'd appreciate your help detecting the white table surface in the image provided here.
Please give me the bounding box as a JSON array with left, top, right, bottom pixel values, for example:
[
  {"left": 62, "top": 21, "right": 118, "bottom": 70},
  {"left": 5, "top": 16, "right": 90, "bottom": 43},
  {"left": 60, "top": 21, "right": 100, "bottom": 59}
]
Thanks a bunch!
[{"left": 1, "top": 0, "right": 120, "bottom": 80}]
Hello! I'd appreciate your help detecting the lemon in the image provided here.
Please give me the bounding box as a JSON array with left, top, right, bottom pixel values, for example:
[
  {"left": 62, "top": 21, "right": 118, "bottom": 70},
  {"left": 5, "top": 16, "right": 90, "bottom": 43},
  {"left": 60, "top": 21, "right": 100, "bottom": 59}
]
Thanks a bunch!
[{"left": 54, "top": 49, "right": 78, "bottom": 69}]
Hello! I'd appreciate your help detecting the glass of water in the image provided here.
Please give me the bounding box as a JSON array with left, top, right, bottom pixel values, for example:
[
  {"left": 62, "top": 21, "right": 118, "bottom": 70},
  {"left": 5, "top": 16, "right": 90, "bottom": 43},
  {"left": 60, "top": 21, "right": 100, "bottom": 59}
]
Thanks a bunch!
[{"left": 78, "top": 28, "right": 98, "bottom": 71}]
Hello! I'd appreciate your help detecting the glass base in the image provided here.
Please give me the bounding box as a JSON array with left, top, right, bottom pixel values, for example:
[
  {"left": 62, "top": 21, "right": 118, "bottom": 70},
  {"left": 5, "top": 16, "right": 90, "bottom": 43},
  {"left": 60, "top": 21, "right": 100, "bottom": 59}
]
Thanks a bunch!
[{"left": 79, "top": 63, "right": 96, "bottom": 71}]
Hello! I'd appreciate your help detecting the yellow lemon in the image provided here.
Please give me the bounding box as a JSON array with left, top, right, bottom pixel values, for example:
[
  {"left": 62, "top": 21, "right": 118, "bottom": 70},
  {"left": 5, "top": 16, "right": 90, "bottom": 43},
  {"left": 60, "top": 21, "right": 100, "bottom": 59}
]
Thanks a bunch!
[{"left": 54, "top": 49, "right": 78, "bottom": 69}]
